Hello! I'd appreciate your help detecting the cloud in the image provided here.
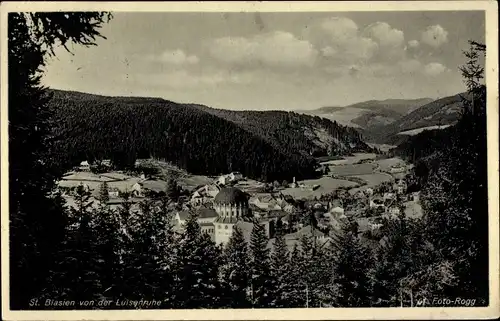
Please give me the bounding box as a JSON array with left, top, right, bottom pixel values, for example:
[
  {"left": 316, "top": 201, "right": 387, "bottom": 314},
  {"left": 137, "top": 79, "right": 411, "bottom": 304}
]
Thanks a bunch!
[
  {"left": 147, "top": 49, "right": 199, "bottom": 65},
  {"left": 424, "top": 62, "right": 448, "bottom": 76},
  {"left": 208, "top": 31, "right": 318, "bottom": 68},
  {"left": 319, "top": 17, "right": 359, "bottom": 41},
  {"left": 312, "top": 17, "right": 379, "bottom": 62},
  {"left": 364, "top": 22, "right": 405, "bottom": 47},
  {"left": 421, "top": 25, "right": 449, "bottom": 48},
  {"left": 408, "top": 40, "right": 420, "bottom": 48}
]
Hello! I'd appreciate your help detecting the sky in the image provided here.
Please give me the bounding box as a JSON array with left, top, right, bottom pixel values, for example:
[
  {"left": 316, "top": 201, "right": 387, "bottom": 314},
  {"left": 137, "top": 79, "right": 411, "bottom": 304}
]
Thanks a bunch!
[{"left": 41, "top": 11, "right": 485, "bottom": 110}]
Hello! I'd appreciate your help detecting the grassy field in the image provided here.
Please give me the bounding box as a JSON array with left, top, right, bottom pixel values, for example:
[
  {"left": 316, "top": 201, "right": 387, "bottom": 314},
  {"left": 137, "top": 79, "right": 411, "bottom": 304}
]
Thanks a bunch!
[
  {"left": 329, "top": 163, "right": 377, "bottom": 176},
  {"left": 352, "top": 173, "right": 393, "bottom": 186},
  {"left": 234, "top": 179, "right": 266, "bottom": 193},
  {"left": 375, "top": 158, "right": 407, "bottom": 172},
  {"left": 321, "top": 153, "right": 378, "bottom": 166},
  {"left": 281, "top": 177, "right": 357, "bottom": 199}
]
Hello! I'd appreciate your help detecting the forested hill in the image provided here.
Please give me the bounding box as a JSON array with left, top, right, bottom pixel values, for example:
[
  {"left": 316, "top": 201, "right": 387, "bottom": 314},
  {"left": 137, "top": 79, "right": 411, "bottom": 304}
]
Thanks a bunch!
[
  {"left": 362, "top": 92, "right": 467, "bottom": 145},
  {"left": 46, "top": 89, "right": 371, "bottom": 182},
  {"left": 193, "top": 105, "right": 370, "bottom": 157}
]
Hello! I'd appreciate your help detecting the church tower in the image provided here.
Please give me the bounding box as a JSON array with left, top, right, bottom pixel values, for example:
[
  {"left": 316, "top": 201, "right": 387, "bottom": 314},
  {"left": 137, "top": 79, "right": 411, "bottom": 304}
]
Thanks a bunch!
[{"left": 213, "top": 187, "right": 250, "bottom": 245}]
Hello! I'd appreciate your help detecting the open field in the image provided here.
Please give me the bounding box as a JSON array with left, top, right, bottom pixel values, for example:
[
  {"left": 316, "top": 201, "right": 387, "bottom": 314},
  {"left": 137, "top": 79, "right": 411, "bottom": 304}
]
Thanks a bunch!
[
  {"left": 367, "top": 143, "right": 397, "bottom": 153},
  {"left": 329, "top": 163, "right": 377, "bottom": 176},
  {"left": 178, "top": 175, "right": 214, "bottom": 191},
  {"left": 352, "top": 173, "right": 393, "bottom": 187},
  {"left": 234, "top": 179, "right": 266, "bottom": 194},
  {"left": 320, "top": 153, "right": 378, "bottom": 166},
  {"left": 375, "top": 158, "right": 407, "bottom": 172},
  {"left": 281, "top": 177, "right": 357, "bottom": 199},
  {"left": 398, "top": 124, "right": 451, "bottom": 136}
]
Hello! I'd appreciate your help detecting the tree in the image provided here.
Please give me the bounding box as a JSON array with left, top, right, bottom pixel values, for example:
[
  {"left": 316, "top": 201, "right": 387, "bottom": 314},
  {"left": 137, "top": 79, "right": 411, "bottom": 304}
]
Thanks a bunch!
[
  {"left": 330, "top": 219, "right": 374, "bottom": 307},
  {"left": 98, "top": 182, "right": 110, "bottom": 204},
  {"left": 220, "top": 226, "right": 251, "bottom": 308},
  {"left": 8, "top": 12, "right": 112, "bottom": 309},
  {"left": 166, "top": 177, "right": 180, "bottom": 201},
  {"left": 420, "top": 41, "right": 488, "bottom": 305},
  {"left": 269, "top": 229, "right": 292, "bottom": 307},
  {"left": 249, "top": 223, "right": 272, "bottom": 307},
  {"left": 174, "top": 213, "right": 222, "bottom": 308}
]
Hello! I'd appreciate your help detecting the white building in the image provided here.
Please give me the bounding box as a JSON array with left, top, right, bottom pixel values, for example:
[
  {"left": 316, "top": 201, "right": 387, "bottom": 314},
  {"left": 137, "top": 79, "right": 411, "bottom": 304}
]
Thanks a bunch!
[
  {"left": 79, "top": 161, "right": 90, "bottom": 171},
  {"left": 212, "top": 187, "right": 269, "bottom": 245}
]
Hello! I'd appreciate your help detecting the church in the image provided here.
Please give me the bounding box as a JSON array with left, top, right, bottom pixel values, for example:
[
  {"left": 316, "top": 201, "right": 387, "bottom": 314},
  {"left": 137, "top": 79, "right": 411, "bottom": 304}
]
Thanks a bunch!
[{"left": 175, "top": 187, "right": 271, "bottom": 245}]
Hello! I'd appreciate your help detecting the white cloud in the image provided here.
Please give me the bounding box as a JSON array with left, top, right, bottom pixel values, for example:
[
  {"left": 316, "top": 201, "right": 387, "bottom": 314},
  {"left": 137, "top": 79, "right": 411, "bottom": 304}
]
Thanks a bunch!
[
  {"left": 424, "top": 62, "right": 448, "bottom": 76},
  {"left": 364, "top": 22, "right": 405, "bottom": 47},
  {"left": 319, "top": 17, "right": 359, "bottom": 41},
  {"left": 421, "top": 25, "right": 449, "bottom": 48},
  {"left": 408, "top": 40, "right": 420, "bottom": 48},
  {"left": 208, "top": 31, "right": 318, "bottom": 67},
  {"left": 147, "top": 49, "right": 199, "bottom": 65}
]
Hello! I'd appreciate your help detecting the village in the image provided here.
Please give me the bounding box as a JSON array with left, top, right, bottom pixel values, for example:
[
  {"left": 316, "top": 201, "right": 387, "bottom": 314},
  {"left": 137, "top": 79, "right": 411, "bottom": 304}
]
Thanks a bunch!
[{"left": 57, "top": 153, "right": 422, "bottom": 251}]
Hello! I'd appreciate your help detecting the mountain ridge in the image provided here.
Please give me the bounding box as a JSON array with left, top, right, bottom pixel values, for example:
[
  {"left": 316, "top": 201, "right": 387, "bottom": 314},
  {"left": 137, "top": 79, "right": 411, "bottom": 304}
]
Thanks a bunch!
[{"left": 46, "top": 89, "right": 372, "bottom": 182}]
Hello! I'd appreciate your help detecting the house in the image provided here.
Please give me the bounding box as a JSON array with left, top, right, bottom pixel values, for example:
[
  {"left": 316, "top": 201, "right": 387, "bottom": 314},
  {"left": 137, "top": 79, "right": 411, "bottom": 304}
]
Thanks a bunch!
[
  {"left": 290, "top": 177, "right": 298, "bottom": 188},
  {"left": 228, "top": 172, "right": 243, "bottom": 181},
  {"left": 386, "top": 206, "right": 401, "bottom": 216},
  {"left": 330, "top": 206, "right": 345, "bottom": 216},
  {"left": 175, "top": 211, "right": 190, "bottom": 227},
  {"left": 217, "top": 172, "right": 243, "bottom": 186},
  {"left": 197, "top": 207, "right": 218, "bottom": 224},
  {"left": 79, "top": 161, "right": 90, "bottom": 171},
  {"left": 393, "top": 179, "right": 407, "bottom": 195},
  {"left": 131, "top": 182, "right": 143, "bottom": 197},
  {"left": 200, "top": 222, "right": 216, "bottom": 241},
  {"left": 365, "top": 188, "right": 374, "bottom": 196},
  {"left": 217, "top": 175, "right": 228, "bottom": 186},
  {"left": 108, "top": 187, "right": 120, "bottom": 198},
  {"left": 249, "top": 194, "right": 278, "bottom": 210},
  {"left": 390, "top": 165, "right": 406, "bottom": 173},
  {"left": 174, "top": 207, "right": 218, "bottom": 228},
  {"left": 383, "top": 192, "right": 395, "bottom": 201},
  {"left": 370, "top": 223, "right": 384, "bottom": 231},
  {"left": 370, "top": 197, "right": 385, "bottom": 209}
]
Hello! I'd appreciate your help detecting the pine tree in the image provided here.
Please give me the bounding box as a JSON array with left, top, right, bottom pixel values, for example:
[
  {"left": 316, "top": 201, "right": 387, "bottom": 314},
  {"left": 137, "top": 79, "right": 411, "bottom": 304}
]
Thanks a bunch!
[
  {"left": 249, "top": 223, "right": 272, "bottom": 308},
  {"left": 420, "top": 41, "right": 488, "bottom": 305},
  {"left": 166, "top": 177, "right": 180, "bottom": 202},
  {"left": 98, "top": 181, "right": 110, "bottom": 204},
  {"left": 269, "top": 229, "right": 292, "bottom": 307},
  {"left": 174, "top": 213, "right": 222, "bottom": 308},
  {"left": 330, "top": 219, "right": 374, "bottom": 307},
  {"left": 8, "top": 12, "right": 112, "bottom": 308},
  {"left": 220, "top": 226, "right": 251, "bottom": 308}
]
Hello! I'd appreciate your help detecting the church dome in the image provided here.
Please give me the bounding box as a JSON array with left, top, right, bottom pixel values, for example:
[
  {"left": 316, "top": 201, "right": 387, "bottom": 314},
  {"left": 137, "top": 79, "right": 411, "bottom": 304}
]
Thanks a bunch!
[{"left": 214, "top": 187, "right": 249, "bottom": 206}]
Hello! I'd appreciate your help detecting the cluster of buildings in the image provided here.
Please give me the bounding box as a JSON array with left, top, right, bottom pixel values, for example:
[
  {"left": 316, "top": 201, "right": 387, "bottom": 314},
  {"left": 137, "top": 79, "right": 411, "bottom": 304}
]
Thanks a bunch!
[
  {"left": 57, "top": 170, "right": 170, "bottom": 211},
  {"left": 62, "top": 160, "right": 417, "bottom": 251}
]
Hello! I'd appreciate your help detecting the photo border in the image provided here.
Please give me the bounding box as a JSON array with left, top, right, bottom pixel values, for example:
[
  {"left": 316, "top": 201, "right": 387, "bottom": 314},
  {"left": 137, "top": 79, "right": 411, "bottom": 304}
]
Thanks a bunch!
[{"left": 1, "top": 1, "right": 498, "bottom": 320}]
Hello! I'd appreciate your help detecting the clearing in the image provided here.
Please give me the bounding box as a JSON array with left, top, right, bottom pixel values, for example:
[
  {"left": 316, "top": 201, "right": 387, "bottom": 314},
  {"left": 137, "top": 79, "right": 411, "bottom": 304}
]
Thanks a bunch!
[
  {"left": 281, "top": 177, "right": 357, "bottom": 199},
  {"left": 328, "top": 163, "right": 377, "bottom": 176}
]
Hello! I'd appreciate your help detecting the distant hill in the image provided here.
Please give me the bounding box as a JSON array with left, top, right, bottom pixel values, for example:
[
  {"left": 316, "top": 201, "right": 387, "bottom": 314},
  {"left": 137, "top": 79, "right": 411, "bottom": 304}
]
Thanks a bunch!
[
  {"left": 362, "top": 92, "right": 467, "bottom": 145},
  {"left": 46, "top": 89, "right": 372, "bottom": 182},
  {"left": 296, "top": 98, "right": 434, "bottom": 129}
]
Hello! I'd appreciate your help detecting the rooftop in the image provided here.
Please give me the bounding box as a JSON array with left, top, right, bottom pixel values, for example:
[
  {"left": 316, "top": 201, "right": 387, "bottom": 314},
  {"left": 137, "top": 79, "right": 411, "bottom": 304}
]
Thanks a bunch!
[{"left": 214, "top": 187, "right": 249, "bottom": 205}]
